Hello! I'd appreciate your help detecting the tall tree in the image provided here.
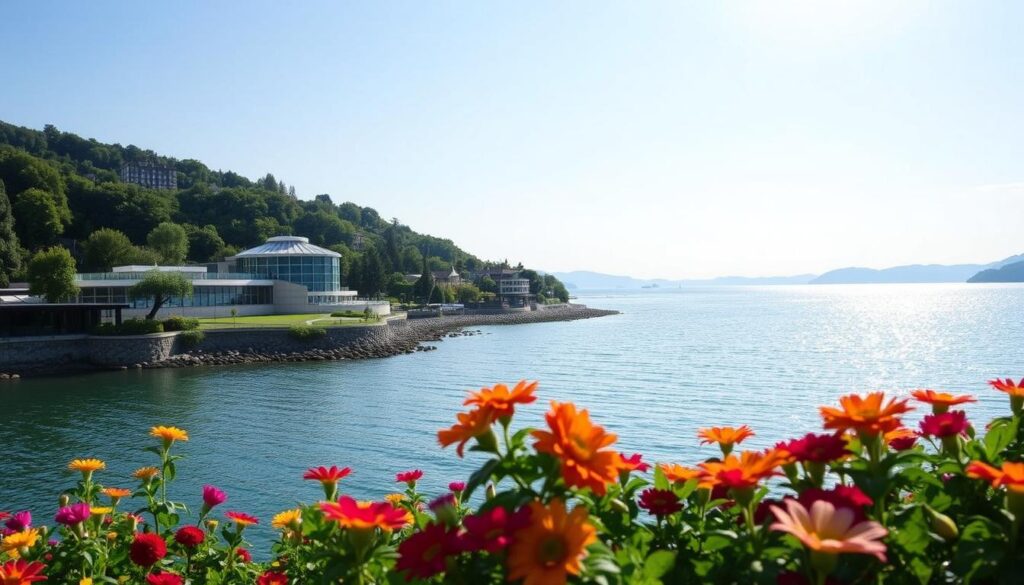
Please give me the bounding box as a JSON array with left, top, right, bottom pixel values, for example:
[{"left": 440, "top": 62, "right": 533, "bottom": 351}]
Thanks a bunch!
[
  {"left": 414, "top": 254, "right": 435, "bottom": 301},
  {"left": 183, "top": 224, "right": 226, "bottom": 262},
  {"left": 129, "top": 271, "right": 193, "bottom": 320},
  {"left": 27, "top": 246, "right": 79, "bottom": 302},
  {"left": 383, "top": 226, "right": 401, "bottom": 273},
  {"left": 82, "top": 228, "right": 133, "bottom": 271},
  {"left": 13, "top": 188, "right": 64, "bottom": 250},
  {"left": 146, "top": 222, "right": 189, "bottom": 265},
  {"left": 0, "top": 180, "right": 22, "bottom": 286},
  {"left": 359, "top": 246, "right": 387, "bottom": 298}
]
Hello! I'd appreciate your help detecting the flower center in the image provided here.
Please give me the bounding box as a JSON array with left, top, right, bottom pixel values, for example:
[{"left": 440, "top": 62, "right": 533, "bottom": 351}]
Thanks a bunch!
[{"left": 537, "top": 535, "right": 567, "bottom": 567}]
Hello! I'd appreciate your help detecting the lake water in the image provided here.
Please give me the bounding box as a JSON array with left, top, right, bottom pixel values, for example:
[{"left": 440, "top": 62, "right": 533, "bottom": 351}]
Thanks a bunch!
[{"left": 1, "top": 284, "right": 1021, "bottom": 549}]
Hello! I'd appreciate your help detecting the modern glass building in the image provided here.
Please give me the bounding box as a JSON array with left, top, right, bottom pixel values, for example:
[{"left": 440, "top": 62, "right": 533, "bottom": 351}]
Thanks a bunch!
[{"left": 230, "top": 236, "right": 349, "bottom": 304}]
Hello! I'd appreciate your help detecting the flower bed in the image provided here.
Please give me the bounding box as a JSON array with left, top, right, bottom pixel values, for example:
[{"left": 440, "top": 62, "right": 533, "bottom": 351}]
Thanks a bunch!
[{"left": 2, "top": 378, "right": 1024, "bottom": 584}]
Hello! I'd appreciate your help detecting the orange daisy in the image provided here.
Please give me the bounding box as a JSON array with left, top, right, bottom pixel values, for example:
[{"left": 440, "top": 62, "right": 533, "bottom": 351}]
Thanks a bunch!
[
  {"left": 698, "top": 449, "right": 787, "bottom": 492},
  {"left": 438, "top": 407, "right": 497, "bottom": 457},
  {"left": 910, "top": 389, "right": 976, "bottom": 414},
  {"left": 102, "top": 487, "right": 132, "bottom": 499},
  {"left": 966, "top": 461, "right": 1024, "bottom": 493},
  {"left": 319, "top": 496, "right": 410, "bottom": 532},
  {"left": 150, "top": 425, "right": 189, "bottom": 445},
  {"left": 463, "top": 380, "right": 538, "bottom": 419},
  {"left": 698, "top": 425, "right": 754, "bottom": 455},
  {"left": 532, "top": 402, "right": 625, "bottom": 496},
  {"left": 507, "top": 499, "right": 596, "bottom": 585},
  {"left": 819, "top": 392, "right": 912, "bottom": 437},
  {"left": 659, "top": 463, "right": 702, "bottom": 485},
  {"left": 989, "top": 377, "right": 1024, "bottom": 397},
  {"left": 133, "top": 467, "right": 160, "bottom": 481},
  {"left": 68, "top": 458, "right": 106, "bottom": 474}
]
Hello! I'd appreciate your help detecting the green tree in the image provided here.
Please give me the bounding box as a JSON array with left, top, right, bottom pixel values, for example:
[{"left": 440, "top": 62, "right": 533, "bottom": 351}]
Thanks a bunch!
[
  {"left": 0, "top": 180, "right": 22, "bottom": 286},
  {"left": 414, "top": 255, "right": 434, "bottom": 301},
  {"left": 123, "top": 246, "right": 162, "bottom": 266},
  {"left": 27, "top": 246, "right": 79, "bottom": 302},
  {"left": 129, "top": 271, "right": 193, "bottom": 320},
  {"left": 83, "top": 228, "right": 133, "bottom": 271},
  {"left": 13, "top": 188, "right": 64, "bottom": 249},
  {"left": 478, "top": 275, "right": 498, "bottom": 293},
  {"left": 456, "top": 283, "right": 482, "bottom": 304},
  {"left": 359, "top": 246, "right": 387, "bottom": 298},
  {"left": 183, "top": 224, "right": 226, "bottom": 262},
  {"left": 147, "top": 222, "right": 189, "bottom": 265},
  {"left": 385, "top": 272, "right": 413, "bottom": 299}
]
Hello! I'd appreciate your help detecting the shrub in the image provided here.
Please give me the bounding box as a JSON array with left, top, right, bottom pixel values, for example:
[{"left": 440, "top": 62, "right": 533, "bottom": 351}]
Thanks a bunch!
[
  {"left": 9, "top": 377, "right": 1024, "bottom": 584},
  {"left": 178, "top": 329, "right": 205, "bottom": 348},
  {"left": 330, "top": 310, "right": 365, "bottom": 318},
  {"left": 162, "top": 316, "right": 200, "bottom": 331},
  {"left": 91, "top": 318, "right": 163, "bottom": 335},
  {"left": 288, "top": 324, "right": 326, "bottom": 341}
]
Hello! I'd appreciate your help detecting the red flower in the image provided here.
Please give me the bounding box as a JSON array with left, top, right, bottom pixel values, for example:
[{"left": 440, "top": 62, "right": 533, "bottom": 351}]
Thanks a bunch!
[
  {"left": 225, "top": 511, "right": 259, "bottom": 527},
  {"left": 174, "top": 525, "right": 205, "bottom": 548},
  {"left": 0, "top": 559, "right": 47, "bottom": 583},
  {"left": 448, "top": 481, "right": 466, "bottom": 492},
  {"left": 130, "top": 533, "right": 168, "bottom": 567},
  {"left": 235, "top": 548, "right": 252, "bottom": 563},
  {"left": 798, "top": 486, "right": 872, "bottom": 523},
  {"left": 147, "top": 573, "right": 184, "bottom": 585},
  {"left": 396, "top": 470, "right": 423, "bottom": 484},
  {"left": 919, "top": 411, "right": 969, "bottom": 438},
  {"left": 258, "top": 571, "right": 289, "bottom": 585},
  {"left": 637, "top": 489, "right": 683, "bottom": 517},
  {"left": 782, "top": 433, "right": 850, "bottom": 463},
  {"left": 989, "top": 377, "right": 1024, "bottom": 397},
  {"left": 396, "top": 522, "right": 462, "bottom": 580},
  {"left": 461, "top": 506, "right": 530, "bottom": 553},
  {"left": 303, "top": 466, "right": 352, "bottom": 484},
  {"left": 621, "top": 453, "right": 651, "bottom": 473}
]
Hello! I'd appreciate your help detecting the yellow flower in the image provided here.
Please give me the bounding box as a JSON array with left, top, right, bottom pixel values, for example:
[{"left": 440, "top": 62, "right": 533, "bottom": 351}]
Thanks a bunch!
[
  {"left": 69, "top": 458, "right": 106, "bottom": 473},
  {"left": 272, "top": 509, "right": 302, "bottom": 530},
  {"left": 1, "top": 528, "right": 40, "bottom": 558},
  {"left": 150, "top": 425, "right": 189, "bottom": 444},
  {"left": 384, "top": 493, "right": 405, "bottom": 505},
  {"left": 81, "top": 579, "right": 94, "bottom": 585},
  {"left": 91, "top": 507, "right": 113, "bottom": 516},
  {"left": 133, "top": 466, "right": 160, "bottom": 481}
]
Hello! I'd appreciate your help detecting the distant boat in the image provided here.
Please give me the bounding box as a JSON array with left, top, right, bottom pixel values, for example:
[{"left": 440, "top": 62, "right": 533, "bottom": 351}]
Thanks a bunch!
[{"left": 641, "top": 283, "right": 659, "bottom": 289}]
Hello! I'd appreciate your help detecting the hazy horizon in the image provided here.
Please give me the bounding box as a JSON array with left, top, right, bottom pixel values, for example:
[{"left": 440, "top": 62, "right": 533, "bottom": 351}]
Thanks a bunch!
[{"left": 2, "top": 1, "right": 1022, "bottom": 279}]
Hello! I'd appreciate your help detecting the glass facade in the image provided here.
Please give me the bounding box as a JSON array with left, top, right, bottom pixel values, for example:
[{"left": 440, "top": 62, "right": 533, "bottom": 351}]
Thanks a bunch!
[
  {"left": 77, "top": 285, "right": 273, "bottom": 308},
  {"left": 235, "top": 256, "right": 341, "bottom": 292}
]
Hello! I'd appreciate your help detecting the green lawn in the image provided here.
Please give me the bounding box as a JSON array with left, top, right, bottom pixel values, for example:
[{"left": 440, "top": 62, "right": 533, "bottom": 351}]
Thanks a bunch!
[{"left": 196, "top": 313, "right": 378, "bottom": 329}]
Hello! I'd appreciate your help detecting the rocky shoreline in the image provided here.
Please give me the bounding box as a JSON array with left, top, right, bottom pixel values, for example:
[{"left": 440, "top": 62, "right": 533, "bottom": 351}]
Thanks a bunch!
[{"left": 1, "top": 305, "right": 618, "bottom": 378}]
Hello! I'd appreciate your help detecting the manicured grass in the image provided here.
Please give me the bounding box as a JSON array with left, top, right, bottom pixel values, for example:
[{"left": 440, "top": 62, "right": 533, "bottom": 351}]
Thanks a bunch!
[{"left": 196, "top": 313, "right": 376, "bottom": 329}]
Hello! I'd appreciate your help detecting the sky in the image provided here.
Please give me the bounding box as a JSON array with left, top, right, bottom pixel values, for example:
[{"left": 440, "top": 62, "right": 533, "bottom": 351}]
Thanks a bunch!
[{"left": 1, "top": 1, "right": 1022, "bottom": 279}]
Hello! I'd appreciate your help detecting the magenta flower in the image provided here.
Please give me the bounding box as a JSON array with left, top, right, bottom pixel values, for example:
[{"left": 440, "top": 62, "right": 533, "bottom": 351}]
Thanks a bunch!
[
  {"left": 448, "top": 481, "right": 466, "bottom": 492},
  {"left": 202, "top": 485, "right": 227, "bottom": 509},
  {"left": 4, "top": 511, "right": 31, "bottom": 532},
  {"left": 429, "top": 493, "right": 457, "bottom": 512},
  {"left": 55, "top": 503, "right": 91, "bottom": 525},
  {"left": 396, "top": 470, "right": 423, "bottom": 484}
]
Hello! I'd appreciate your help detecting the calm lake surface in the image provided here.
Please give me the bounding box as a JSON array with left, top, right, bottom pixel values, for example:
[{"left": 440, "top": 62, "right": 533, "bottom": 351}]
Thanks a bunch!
[{"left": 2, "top": 284, "right": 1022, "bottom": 548}]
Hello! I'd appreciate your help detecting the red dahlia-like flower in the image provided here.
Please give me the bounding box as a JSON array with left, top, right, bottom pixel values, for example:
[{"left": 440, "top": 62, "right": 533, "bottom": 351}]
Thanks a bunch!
[
  {"left": 147, "top": 572, "right": 184, "bottom": 585},
  {"left": 396, "top": 522, "right": 463, "bottom": 580},
  {"left": 448, "top": 481, "right": 466, "bottom": 492},
  {"left": 235, "top": 548, "right": 252, "bottom": 563},
  {"left": 798, "top": 486, "right": 873, "bottom": 523},
  {"left": 782, "top": 433, "right": 850, "bottom": 463},
  {"left": 174, "top": 525, "right": 205, "bottom": 548},
  {"left": 461, "top": 506, "right": 531, "bottom": 553},
  {"left": 258, "top": 571, "right": 289, "bottom": 585},
  {"left": 637, "top": 488, "right": 683, "bottom": 517},
  {"left": 225, "top": 511, "right": 259, "bottom": 527},
  {"left": 396, "top": 470, "right": 424, "bottom": 483},
  {"left": 303, "top": 465, "right": 352, "bottom": 484},
  {"left": 621, "top": 453, "right": 651, "bottom": 473},
  {"left": 130, "top": 532, "right": 168, "bottom": 567},
  {"left": 919, "top": 411, "right": 969, "bottom": 438}
]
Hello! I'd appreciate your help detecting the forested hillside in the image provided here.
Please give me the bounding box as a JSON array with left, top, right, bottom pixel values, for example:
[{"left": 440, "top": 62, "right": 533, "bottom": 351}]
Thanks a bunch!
[{"left": 0, "top": 120, "right": 504, "bottom": 295}]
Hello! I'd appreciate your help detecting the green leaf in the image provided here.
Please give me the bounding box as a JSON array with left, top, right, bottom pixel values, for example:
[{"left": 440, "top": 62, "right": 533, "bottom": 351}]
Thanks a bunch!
[
  {"left": 984, "top": 419, "right": 1016, "bottom": 460},
  {"left": 951, "top": 516, "right": 1006, "bottom": 581},
  {"left": 462, "top": 458, "right": 500, "bottom": 501},
  {"left": 642, "top": 550, "right": 677, "bottom": 579}
]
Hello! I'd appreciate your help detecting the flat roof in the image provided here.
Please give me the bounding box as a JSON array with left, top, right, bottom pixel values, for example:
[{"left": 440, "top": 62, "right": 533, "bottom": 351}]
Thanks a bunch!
[{"left": 0, "top": 303, "right": 129, "bottom": 311}]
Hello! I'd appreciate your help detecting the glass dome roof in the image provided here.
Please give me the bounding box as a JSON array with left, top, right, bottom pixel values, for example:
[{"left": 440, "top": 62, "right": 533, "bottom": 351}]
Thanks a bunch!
[{"left": 233, "top": 236, "right": 341, "bottom": 258}]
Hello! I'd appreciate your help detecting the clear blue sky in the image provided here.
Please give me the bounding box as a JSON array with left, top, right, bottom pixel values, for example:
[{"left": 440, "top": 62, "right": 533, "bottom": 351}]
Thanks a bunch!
[{"left": 2, "top": 1, "right": 1022, "bottom": 278}]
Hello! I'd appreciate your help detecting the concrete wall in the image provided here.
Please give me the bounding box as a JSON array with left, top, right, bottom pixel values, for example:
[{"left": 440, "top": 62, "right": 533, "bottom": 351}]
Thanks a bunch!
[
  {"left": 86, "top": 333, "right": 181, "bottom": 366},
  {"left": 0, "top": 334, "right": 89, "bottom": 372},
  {"left": 197, "top": 324, "right": 394, "bottom": 354}
]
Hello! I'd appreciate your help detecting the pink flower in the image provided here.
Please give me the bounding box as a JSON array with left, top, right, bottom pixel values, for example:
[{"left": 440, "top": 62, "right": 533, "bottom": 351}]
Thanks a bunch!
[
  {"left": 448, "top": 481, "right": 466, "bottom": 493},
  {"left": 55, "top": 502, "right": 91, "bottom": 525},
  {"left": 461, "top": 506, "right": 530, "bottom": 553},
  {"left": 4, "top": 511, "right": 31, "bottom": 532},
  {"left": 396, "top": 470, "right": 423, "bottom": 484},
  {"left": 621, "top": 453, "right": 652, "bottom": 473},
  {"left": 202, "top": 485, "right": 227, "bottom": 509},
  {"left": 429, "top": 494, "right": 457, "bottom": 512},
  {"left": 919, "top": 411, "right": 970, "bottom": 438},
  {"left": 798, "top": 486, "right": 873, "bottom": 523},
  {"left": 770, "top": 499, "right": 888, "bottom": 562}
]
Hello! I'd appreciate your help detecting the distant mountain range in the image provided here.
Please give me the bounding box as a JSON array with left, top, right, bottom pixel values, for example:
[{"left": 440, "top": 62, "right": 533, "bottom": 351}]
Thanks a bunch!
[{"left": 551, "top": 253, "right": 1024, "bottom": 290}]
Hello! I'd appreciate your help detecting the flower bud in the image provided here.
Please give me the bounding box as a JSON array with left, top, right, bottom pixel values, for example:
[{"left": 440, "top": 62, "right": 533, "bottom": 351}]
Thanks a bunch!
[
  {"left": 925, "top": 506, "right": 958, "bottom": 542},
  {"left": 59, "top": 494, "right": 70, "bottom": 507},
  {"left": 486, "top": 483, "right": 497, "bottom": 501},
  {"left": 610, "top": 498, "right": 629, "bottom": 515}
]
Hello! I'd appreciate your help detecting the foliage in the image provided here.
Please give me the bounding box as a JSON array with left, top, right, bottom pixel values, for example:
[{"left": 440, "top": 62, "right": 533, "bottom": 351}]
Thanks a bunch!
[
  {"left": 0, "top": 180, "right": 22, "bottom": 286},
  {"left": 26, "top": 246, "right": 78, "bottom": 302},
  {"left": 82, "top": 228, "right": 134, "bottom": 271},
  {"left": 12, "top": 188, "right": 64, "bottom": 250},
  {"left": 162, "top": 316, "right": 200, "bottom": 332},
  {"left": 6, "top": 379, "right": 1024, "bottom": 584},
  {"left": 147, "top": 222, "right": 189, "bottom": 265},
  {"left": 93, "top": 318, "right": 165, "bottom": 335},
  {"left": 178, "top": 329, "right": 206, "bottom": 347},
  {"left": 183, "top": 224, "right": 226, "bottom": 262},
  {"left": 129, "top": 271, "right": 193, "bottom": 320},
  {"left": 288, "top": 323, "right": 327, "bottom": 340}
]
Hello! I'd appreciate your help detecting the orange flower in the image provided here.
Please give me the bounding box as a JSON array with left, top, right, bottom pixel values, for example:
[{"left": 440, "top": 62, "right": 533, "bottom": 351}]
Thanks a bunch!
[
  {"left": 464, "top": 380, "right": 538, "bottom": 419},
  {"left": 437, "top": 407, "right": 497, "bottom": 457},
  {"left": 150, "top": 426, "right": 189, "bottom": 445},
  {"left": 659, "top": 463, "right": 702, "bottom": 484},
  {"left": 103, "top": 487, "right": 132, "bottom": 500},
  {"left": 819, "top": 392, "right": 912, "bottom": 437},
  {"left": 989, "top": 377, "right": 1024, "bottom": 398},
  {"left": 697, "top": 449, "right": 787, "bottom": 492},
  {"left": 0, "top": 559, "right": 47, "bottom": 583},
  {"left": 966, "top": 461, "right": 1024, "bottom": 494},
  {"left": 224, "top": 511, "right": 259, "bottom": 527},
  {"left": 698, "top": 425, "right": 754, "bottom": 454},
  {"left": 133, "top": 467, "right": 160, "bottom": 481},
  {"left": 910, "top": 389, "right": 976, "bottom": 414},
  {"left": 507, "top": 499, "right": 596, "bottom": 585},
  {"left": 68, "top": 459, "right": 106, "bottom": 474},
  {"left": 319, "top": 496, "right": 410, "bottom": 532},
  {"left": 532, "top": 402, "right": 625, "bottom": 496}
]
